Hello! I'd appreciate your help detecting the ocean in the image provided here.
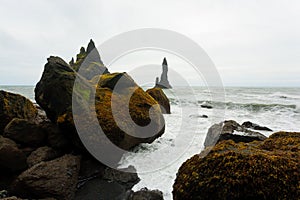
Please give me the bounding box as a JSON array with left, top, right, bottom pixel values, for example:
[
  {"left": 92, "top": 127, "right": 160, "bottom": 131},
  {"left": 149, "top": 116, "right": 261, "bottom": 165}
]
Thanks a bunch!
[{"left": 1, "top": 85, "right": 300, "bottom": 199}]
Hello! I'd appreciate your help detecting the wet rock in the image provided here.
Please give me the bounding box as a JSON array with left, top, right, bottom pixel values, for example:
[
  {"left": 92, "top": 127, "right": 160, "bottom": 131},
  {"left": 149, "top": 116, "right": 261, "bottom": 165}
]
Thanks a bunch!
[
  {"left": 0, "top": 90, "right": 37, "bottom": 132},
  {"left": 242, "top": 121, "right": 272, "bottom": 131},
  {"left": 103, "top": 166, "right": 140, "bottom": 190},
  {"left": 0, "top": 136, "right": 27, "bottom": 172},
  {"left": 4, "top": 118, "right": 47, "bottom": 147},
  {"left": 173, "top": 132, "right": 300, "bottom": 200},
  {"left": 75, "top": 178, "right": 130, "bottom": 200},
  {"left": 26, "top": 146, "right": 61, "bottom": 167},
  {"left": 146, "top": 88, "right": 171, "bottom": 114},
  {"left": 128, "top": 188, "right": 164, "bottom": 200},
  {"left": 200, "top": 102, "right": 213, "bottom": 109},
  {"left": 12, "top": 154, "right": 80, "bottom": 200},
  {"left": 204, "top": 120, "right": 267, "bottom": 147}
]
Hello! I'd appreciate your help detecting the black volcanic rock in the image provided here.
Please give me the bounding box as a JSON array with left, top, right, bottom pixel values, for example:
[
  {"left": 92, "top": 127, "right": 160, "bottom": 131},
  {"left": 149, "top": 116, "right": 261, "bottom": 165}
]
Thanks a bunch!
[
  {"left": 155, "top": 58, "right": 172, "bottom": 89},
  {"left": 242, "top": 121, "right": 272, "bottom": 131},
  {"left": 204, "top": 120, "right": 267, "bottom": 147}
]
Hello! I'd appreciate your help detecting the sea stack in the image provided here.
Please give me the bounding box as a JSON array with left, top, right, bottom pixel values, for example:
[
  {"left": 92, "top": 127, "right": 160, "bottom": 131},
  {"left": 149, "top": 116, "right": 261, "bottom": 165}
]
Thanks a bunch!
[{"left": 155, "top": 57, "right": 172, "bottom": 89}]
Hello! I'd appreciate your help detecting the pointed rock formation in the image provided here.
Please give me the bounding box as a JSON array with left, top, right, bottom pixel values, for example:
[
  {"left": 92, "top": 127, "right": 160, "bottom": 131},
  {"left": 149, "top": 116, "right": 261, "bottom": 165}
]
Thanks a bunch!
[
  {"left": 70, "top": 39, "right": 109, "bottom": 79},
  {"left": 155, "top": 57, "right": 172, "bottom": 89}
]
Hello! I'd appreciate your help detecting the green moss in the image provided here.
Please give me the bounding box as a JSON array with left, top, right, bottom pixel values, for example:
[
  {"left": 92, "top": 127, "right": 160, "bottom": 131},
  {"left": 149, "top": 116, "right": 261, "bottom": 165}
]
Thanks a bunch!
[{"left": 173, "top": 132, "right": 300, "bottom": 200}]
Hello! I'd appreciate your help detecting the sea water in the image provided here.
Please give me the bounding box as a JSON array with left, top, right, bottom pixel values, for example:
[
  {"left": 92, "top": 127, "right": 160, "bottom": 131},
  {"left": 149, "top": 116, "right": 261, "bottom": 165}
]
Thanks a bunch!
[{"left": 1, "top": 86, "right": 299, "bottom": 199}]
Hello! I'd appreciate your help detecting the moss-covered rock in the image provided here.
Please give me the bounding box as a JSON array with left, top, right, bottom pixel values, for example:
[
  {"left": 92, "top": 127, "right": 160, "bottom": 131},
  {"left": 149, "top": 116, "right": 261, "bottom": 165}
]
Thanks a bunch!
[
  {"left": 94, "top": 86, "right": 165, "bottom": 150},
  {"left": 36, "top": 58, "right": 165, "bottom": 151},
  {"left": 173, "top": 132, "right": 300, "bottom": 200},
  {"left": 70, "top": 39, "right": 109, "bottom": 79},
  {"left": 146, "top": 88, "right": 170, "bottom": 114},
  {"left": 98, "top": 72, "right": 137, "bottom": 91},
  {"left": 0, "top": 91, "right": 37, "bottom": 132}
]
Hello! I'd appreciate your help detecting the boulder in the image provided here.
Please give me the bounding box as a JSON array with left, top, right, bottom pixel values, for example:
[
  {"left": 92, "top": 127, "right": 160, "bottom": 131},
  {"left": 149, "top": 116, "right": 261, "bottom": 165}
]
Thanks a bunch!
[
  {"left": 0, "top": 91, "right": 37, "bottom": 132},
  {"left": 4, "top": 118, "right": 47, "bottom": 147},
  {"left": 0, "top": 136, "right": 27, "bottom": 172},
  {"left": 35, "top": 56, "right": 92, "bottom": 123},
  {"left": 26, "top": 146, "right": 61, "bottom": 167},
  {"left": 98, "top": 72, "right": 137, "bottom": 91},
  {"left": 103, "top": 165, "right": 140, "bottom": 190},
  {"left": 93, "top": 86, "right": 165, "bottom": 150},
  {"left": 128, "top": 188, "right": 164, "bottom": 200},
  {"left": 11, "top": 154, "right": 80, "bottom": 200},
  {"left": 146, "top": 88, "right": 171, "bottom": 114},
  {"left": 76, "top": 165, "right": 140, "bottom": 200},
  {"left": 242, "top": 121, "right": 273, "bottom": 131},
  {"left": 204, "top": 120, "right": 267, "bottom": 147},
  {"left": 42, "top": 121, "right": 72, "bottom": 151},
  {"left": 173, "top": 132, "right": 300, "bottom": 200}
]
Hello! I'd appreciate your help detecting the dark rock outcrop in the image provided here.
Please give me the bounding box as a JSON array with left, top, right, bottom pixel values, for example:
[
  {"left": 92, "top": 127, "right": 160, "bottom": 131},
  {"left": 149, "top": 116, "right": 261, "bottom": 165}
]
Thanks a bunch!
[
  {"left": 0, "top": 91, "right": 37, "bottom": 132},
  {"left": 0, "top": 136, "right": 27, "bottom": 172},
  {"left": 155, "top": 58, "right": 172, "bottom": 89},
  {"left": 26, "top": 146, "right": 61, "bottom": 167},
  {"left": 128, "top": 188, "right": 164, "bottom": 200},
  {"left": 173, "top": 131, "right": 300, "bottom": 200},
  {"left": 242, "top": 121, "right": 273, "bottom": 131},
  {"left": 36, "top": 62, "right": 165, "bottom": 151},
  {"left": 70, "top": 39, "right": 109, "bottom": 79},
  {"left": 204, "top": 120, "right": 267, "bottom": 147},
  {"left": 4, "top": 118, "right": 47, "bottom": 147},
  {"left": 12, "top": 154, "right": 80, "bottom": 200},
  {"left": 146, "top": 88, "right": 171, "bottom": 114}
]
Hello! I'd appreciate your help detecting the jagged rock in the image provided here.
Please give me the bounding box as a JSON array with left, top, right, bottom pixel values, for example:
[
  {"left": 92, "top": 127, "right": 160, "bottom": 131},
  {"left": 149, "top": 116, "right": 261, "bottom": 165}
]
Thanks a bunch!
[
  {"left": 35, "top": 56, "right": 92, "bottom": 124},
  {"left": 0, "top": 136, "right": 27, "bottom": 172},
  {"left": 204, "top": 120, "right": 267, "bottom": 147},
  {"left": 0, "top": 91, "right": 37, "bottom": 132},
  {"left": 26, "top": 146, "right": 61, "bottom": 167},
  {"left": 155, "top": 58, "right": 172, "bottom": 89},
  {"left": 173, "top": 132, "right": 300, "bottom": 200},
  {"left": 11, "top": 154, "right": 80, "bottom": 200},
  {"left": 242, "top": 121, "right": 273, "bottom": 131},
  {"left": 70, "top": 39, "right": 109, "bottom": 79},
  {"left": 3, "top": 118, "right": 47, "bottom": 147},
  {"left": 146, "top": 88, "right": 171, "bottom": 114},
  {"left": 35, "top": 56, "right": 77, "bottom": 122},
  {"left": 128, "top": 188, "right": 164, "bottom": 200}
]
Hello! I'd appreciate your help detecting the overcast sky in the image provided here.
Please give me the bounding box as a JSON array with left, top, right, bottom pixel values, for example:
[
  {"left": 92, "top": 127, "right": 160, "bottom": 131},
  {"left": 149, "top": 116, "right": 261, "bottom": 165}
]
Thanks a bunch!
[{"left": 0, "top": 0, "right": 299, "bottom": 86}]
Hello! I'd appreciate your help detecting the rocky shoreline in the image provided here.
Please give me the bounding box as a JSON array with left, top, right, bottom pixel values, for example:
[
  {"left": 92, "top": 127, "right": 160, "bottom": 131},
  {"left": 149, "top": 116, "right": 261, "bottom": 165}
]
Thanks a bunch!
[
  {"left": 0, "top": 40, "right": 299, "bottom": 199},
  {"left": 0, "top": 40, "right": 167, "bottom": 200}
]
